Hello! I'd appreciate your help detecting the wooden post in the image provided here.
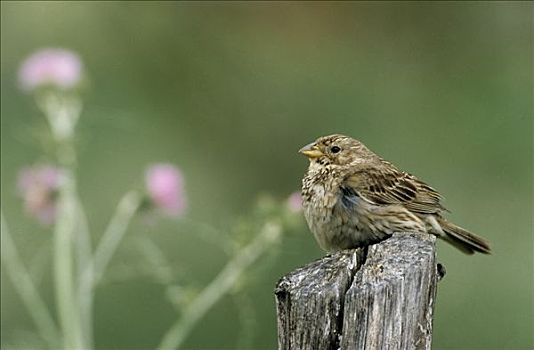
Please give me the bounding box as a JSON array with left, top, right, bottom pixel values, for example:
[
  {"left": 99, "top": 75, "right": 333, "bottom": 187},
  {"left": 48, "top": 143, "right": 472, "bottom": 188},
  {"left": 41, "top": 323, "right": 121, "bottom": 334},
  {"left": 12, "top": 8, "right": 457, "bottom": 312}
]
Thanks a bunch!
[{"left": 275, "top": 233, "right": 441, "bottom": 350}]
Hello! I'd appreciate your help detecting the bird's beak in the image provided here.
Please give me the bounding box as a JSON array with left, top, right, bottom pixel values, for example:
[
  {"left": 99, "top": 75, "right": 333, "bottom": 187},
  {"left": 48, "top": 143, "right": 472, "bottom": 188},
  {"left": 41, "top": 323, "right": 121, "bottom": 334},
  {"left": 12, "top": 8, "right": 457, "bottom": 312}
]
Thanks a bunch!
[{"left": 299, "top": 142, "right": 324, "bottom": 158}]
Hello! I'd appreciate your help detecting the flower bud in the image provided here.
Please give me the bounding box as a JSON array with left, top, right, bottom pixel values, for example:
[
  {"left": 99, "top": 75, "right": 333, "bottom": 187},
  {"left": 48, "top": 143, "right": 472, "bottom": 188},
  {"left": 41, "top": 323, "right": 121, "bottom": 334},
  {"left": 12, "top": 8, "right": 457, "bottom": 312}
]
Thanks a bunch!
[{"left": 145, "top": 164, "right": 187, "bottom": 217}]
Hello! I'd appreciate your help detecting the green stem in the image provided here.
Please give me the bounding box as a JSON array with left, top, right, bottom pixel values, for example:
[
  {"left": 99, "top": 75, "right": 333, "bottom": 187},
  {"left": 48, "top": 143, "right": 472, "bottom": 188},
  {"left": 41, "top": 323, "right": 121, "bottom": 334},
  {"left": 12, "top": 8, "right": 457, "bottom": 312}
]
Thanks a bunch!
[
  {"left": 75, "top": 198, "right": 94, "bottom": 350},
  {"left": 40, "top": 92, "right": 86, "bottom": 349},
  {"left": 1, "top": 211, "right": 61, "bottom": 349},
  {"left": 88, "top": 191, "right": 141, "bottom": 287},
  {"left": 54, "top": 169, "right": 84, "bottom": 349},
  {"left": 156, "top": 221, "right": 282, "bottom": 350},
  {"left": 134, "top": 235, "right": 173, "bottom": 284},
  {"left": 76, "top": 192, "right": 140, "bottom": 350}
]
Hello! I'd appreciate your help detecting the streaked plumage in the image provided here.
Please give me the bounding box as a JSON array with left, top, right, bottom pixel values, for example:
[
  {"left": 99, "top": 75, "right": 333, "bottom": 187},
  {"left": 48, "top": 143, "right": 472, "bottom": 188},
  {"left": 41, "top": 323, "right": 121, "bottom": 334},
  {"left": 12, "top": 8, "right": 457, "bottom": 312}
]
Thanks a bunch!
[{"left": 300, "top": 134, "right": 491, "bottom": 254}]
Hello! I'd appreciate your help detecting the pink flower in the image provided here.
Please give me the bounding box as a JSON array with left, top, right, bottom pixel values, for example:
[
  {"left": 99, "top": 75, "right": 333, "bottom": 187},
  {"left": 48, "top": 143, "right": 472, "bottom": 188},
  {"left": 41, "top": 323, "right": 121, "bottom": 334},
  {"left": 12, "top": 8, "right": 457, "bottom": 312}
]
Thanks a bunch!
[
  {"left": 145, "top": 164, "right": 187, "bottom": 217},
  {"left": 287, "top": 192, "right": 303, "bottom": 212},
  {"left": 18, "top": 48, "right": 83, "bottom": 91},
  {"left": 17, "top": 165, "right": 64, "bottom": 225}
]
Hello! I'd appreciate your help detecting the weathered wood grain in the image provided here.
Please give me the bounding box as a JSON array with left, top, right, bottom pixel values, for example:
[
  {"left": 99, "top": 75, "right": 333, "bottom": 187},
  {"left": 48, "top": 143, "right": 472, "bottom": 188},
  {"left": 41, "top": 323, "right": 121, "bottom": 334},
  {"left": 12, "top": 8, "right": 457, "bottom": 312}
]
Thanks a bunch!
[{"left": 275, "top": 233, "right": 439, "bottom": 350}]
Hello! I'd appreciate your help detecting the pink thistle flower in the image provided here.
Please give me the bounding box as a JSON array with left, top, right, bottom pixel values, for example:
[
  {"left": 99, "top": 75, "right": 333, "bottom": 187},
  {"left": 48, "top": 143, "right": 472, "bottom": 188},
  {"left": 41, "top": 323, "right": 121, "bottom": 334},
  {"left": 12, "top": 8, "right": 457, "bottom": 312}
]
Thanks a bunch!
[
  {"left": 287, "top": 192, "right": 303, "bottom": 213},
  {"left": 17, "top": 165, "right": 64, "bottom": 225},
  {"left": 145, "top": 164, "right": 187, "bottom": 217},
  {"left": 18, "top": 48, "right": 83, "bottom": 92}
]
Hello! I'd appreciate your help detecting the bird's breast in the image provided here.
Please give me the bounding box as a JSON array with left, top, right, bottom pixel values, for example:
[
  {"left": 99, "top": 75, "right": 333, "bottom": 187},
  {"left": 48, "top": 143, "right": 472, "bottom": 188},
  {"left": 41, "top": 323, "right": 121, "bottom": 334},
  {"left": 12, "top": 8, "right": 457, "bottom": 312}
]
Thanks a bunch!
[{"left": 302, "top": 172, "right": 344, "bottom": 249}]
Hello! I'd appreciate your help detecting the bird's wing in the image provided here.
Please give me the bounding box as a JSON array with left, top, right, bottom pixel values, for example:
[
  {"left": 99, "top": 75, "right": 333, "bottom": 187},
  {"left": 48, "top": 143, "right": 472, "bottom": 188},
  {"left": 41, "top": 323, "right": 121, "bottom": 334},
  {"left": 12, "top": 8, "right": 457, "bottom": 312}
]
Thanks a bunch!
[{"left": 342, "top": 165, "right": 446, "bottom": 214}]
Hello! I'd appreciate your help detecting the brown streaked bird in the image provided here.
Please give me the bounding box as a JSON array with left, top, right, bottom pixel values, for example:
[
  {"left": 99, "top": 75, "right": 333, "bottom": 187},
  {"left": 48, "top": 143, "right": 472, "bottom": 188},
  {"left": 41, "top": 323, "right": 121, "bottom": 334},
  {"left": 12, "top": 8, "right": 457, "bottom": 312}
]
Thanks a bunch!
[{"left": 299, "top": 134, "right": 491, "bottom": 254}]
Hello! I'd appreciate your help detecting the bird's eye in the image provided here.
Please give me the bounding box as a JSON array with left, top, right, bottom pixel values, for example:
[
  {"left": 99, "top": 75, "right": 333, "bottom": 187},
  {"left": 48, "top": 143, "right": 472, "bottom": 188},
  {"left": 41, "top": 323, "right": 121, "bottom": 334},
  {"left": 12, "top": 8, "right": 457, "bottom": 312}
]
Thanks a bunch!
[{"left": 330, "top": 146, "right": 341, "bottom": 154}]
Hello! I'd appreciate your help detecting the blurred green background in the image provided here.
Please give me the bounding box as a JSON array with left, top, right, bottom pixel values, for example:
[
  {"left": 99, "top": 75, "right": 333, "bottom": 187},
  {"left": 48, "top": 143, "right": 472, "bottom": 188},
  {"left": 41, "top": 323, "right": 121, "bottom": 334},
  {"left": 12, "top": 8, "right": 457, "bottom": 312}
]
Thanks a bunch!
[{"left": 1, "top": 2, "right": 532, "bottom": 349}]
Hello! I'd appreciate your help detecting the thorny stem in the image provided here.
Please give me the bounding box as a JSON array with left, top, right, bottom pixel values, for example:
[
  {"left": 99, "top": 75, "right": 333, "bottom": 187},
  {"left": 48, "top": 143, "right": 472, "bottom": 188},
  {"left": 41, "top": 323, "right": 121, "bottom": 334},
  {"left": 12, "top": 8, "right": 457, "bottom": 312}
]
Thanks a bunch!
[
  {"left": 156, "top": 221, "right": 282, "bottom": 350},
  {"left": 1, "top": 212, "right": 61, "bottom": 349}
]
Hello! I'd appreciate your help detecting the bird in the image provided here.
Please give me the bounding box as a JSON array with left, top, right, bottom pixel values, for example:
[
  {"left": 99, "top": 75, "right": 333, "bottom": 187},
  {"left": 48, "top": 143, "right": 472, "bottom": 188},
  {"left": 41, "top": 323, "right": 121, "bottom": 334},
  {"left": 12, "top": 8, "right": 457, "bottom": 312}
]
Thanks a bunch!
[{"left": 299, "top": 134, "right": 491, "bottom": 254}]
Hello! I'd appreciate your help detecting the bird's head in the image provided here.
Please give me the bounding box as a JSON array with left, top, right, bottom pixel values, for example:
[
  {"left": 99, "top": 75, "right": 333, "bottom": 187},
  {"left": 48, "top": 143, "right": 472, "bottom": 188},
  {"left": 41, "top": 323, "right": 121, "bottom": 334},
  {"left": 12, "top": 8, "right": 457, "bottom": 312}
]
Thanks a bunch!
[{"left": 299, "top": 134, "right": 376, "bottom": 167}]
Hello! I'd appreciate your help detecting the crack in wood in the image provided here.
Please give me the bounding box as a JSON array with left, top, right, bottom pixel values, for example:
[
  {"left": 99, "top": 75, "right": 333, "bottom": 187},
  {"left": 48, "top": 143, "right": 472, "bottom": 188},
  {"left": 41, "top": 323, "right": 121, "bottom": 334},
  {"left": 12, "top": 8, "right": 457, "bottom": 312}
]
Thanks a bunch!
[{"left": 275, "top": 233, "right": 441, "bottom": 350}]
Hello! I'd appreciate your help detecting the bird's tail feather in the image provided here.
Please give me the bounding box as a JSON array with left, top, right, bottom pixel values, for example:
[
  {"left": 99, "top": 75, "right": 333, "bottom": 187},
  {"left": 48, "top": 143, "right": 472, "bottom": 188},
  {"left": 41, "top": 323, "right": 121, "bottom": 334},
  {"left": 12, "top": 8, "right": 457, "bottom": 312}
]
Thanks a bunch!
[{"left": 439, "top": 219, "right": 491, "bottom": 255}]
